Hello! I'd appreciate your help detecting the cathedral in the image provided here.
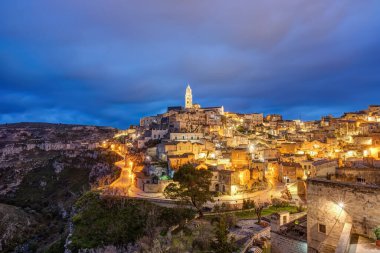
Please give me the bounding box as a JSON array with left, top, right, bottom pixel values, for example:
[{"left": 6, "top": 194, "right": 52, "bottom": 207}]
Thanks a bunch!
[{"left": 183, "top": 84, "right": 223, "bottom": 113}]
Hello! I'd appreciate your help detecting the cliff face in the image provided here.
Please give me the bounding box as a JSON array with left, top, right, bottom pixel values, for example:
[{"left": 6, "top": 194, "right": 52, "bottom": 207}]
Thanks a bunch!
[
  {"left": 0, "top": 123, "right": 121, "bottom": 252},
  {"left": 0, "top": 122, "right": 117, "bottom": 156}
]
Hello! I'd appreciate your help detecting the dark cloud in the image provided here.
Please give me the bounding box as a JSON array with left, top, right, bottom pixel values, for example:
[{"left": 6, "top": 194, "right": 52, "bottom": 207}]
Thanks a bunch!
[{"left": 0, "top": 1, "right": 380, "bottom": 128}]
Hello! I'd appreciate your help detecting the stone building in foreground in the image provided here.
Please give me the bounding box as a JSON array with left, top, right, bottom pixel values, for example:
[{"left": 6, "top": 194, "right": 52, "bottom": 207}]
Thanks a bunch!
[
  {"left": 271, "top": 177, "right": 380, "bottom": 253},
  {"left": 270, "top": 211, "right": 307, "bottom": 253},
  {"left": 307, "top": 178, "right": 380, "bottom": 253}
]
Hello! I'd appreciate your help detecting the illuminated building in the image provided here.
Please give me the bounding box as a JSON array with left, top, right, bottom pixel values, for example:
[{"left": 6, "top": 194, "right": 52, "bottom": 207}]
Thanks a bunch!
[{"left": 185, "top": 84, "right": 192, "bottom": 109}]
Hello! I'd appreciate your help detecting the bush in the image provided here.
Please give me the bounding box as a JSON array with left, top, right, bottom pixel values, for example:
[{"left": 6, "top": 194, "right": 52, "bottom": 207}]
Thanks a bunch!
[
  {"left": 243, "top": 199, "right": 255, "bottom": 209},
  {"left": 296, "top": 205, "right": 306, "bottom": 213},
  {"left": 272, "top": 198, "right": 289, "bottom": 208},
  {"left": 70, "top": 191, "right": 196, "bottom": 250},
  {"left": 220, "top": 202, "right": 233, "bottom": 211},
  {"left": 374, "top": 226, "right": 380, "bottom": 240},
  {"left": 225, "top": 214, "right": 237, "bottom": 229}
]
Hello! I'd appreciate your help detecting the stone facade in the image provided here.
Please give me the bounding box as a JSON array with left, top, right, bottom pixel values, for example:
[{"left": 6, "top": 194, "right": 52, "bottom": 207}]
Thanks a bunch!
[
  {"left": 307, "top": 178, "right": 380, "bottom": 253},
  {"left": 271, "top": 232, "right": 307, "bottom": 253},
  {"left": 270, "top": 211, "right": 307, "bottom": 253}
]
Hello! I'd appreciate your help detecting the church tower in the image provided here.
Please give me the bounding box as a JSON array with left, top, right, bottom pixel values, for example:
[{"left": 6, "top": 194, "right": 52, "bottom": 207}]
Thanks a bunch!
[{"left": 185, "top": 84, "right": 193, "bottom": 109}]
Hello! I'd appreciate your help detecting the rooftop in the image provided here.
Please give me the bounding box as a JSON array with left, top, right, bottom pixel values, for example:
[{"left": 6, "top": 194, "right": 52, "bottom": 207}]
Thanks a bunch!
[{"left": 274, "top": 215, "right": 307, "bottom": 242}]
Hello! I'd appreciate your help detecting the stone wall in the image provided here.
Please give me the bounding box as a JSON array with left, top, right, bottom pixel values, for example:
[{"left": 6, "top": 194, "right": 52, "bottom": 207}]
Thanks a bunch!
[
  {"left": 336, "top": 167, "right": 380, "bottom": 185},
  {"left": 307, "top": 178, "right": 380, "bottom": 253},
  {"left": 239, "top": 226, "right": 271, "bottom": 253},
  {"left": 271, "top": 232, "right": 307, "bottom": 253}
]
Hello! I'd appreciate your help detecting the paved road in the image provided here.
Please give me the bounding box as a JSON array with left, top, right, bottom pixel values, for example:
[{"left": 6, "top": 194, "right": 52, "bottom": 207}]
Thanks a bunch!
[
  {"left": 107, "top": 154, "right": 133, "bottom": 196},
  {"left": 106, "top": 150, "right": 296, "bottom": 206}
]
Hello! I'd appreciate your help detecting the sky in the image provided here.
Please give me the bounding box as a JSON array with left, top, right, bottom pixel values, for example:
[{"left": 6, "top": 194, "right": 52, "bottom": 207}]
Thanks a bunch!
[{"left": 1, "top": 1, "right": 380, "bottom": 128}]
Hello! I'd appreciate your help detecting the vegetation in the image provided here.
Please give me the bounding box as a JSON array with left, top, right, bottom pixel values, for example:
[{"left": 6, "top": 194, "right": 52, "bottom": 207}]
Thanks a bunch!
[
  {"left": 374, "top": 226, "right": 380, "bottom": 240},
  {"left": 233, "top": 205, "right": 299, "bottom": 219},
  {"left": 242, "top": 199, "right": 255, "bottom": 209},
  {"left": 0, "top": 204, "right": 38, "bottom": 252},
  {"left": 236, "top": 125, "right": 247, "bottom": 133},
  {"left": 272, "top": 198, "right": 290, "bottom": 209},
  {"left": 70, "top": 191, "right": 195, "bottom": 250},
  {"left": 164, "top": 163, "right": 213, "bottom": 217},
  {"left": 253, "top": 201, "right": 266, "bottom": 224},
  {"left": 211, "top": 215, "right": 238, "bottom": 253},
  {"left": 0, "top": 149, "right": 120, "bottom": 252}
]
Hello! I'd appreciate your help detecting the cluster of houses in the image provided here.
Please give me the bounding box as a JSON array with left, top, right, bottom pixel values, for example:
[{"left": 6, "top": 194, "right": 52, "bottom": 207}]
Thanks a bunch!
[
  {"left": 117, "top": 86, "right": 380, "bottom": 200},
  {"left": 107, "top": 86, "right": 380, "bottom": 253}
]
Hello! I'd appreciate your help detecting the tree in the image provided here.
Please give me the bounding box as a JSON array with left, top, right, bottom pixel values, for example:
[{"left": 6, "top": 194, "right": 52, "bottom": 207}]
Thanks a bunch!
[
  {"left": 164, "top": 163, "right": 213, "bottom": 217},
  {"left": 254, "top": 201, "right": 265, "bottom": 224},
  {"left": 211, "top": 215, "right": 237, "bottom": 253}
]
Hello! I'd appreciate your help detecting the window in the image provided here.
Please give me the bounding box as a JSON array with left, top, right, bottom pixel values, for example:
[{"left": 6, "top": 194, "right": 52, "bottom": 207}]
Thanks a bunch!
[
  {"left": 283, "top": 216, "right": 287, "bottom": 224},
  {"left": 318, "top": 224, "right": 326, "bottom": 234},
  {"left": 357, "top": 177, "right": 365, "bottom": 183}
]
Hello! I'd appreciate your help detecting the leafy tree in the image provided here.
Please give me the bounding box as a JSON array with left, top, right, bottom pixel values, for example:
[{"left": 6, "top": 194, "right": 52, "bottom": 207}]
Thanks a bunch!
[
  {"left": 164, "top": 164, "right": 213, "bottom": 217},
  {"left": 211, "top": 215, "right": 237, "bottom": 253},
  {"left": 236, "top": 125, "right": 247, "bottom": 133}
]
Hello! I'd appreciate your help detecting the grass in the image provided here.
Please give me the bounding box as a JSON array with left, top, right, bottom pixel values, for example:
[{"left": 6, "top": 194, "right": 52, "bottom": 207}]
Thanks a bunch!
[{"left": 235, "top": 206, "right": 300, "bottom": 219}]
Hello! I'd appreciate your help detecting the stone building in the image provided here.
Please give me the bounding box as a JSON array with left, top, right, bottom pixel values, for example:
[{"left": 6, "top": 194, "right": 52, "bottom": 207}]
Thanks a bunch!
[
  {"left": 230, "top": 148, "right": 250, "bottom": 169},
  {"left": 270, "top": 211, "right": 307, "bottom": 253},
  {"left": 278, "top": 162, "right": 302, "bottom": 183},
  {"left": 307, "top": 178, "right": 380, "bottom": 253},
  {"left": 167, "top": 153, "right": 195, "bottom": 170},
  {"left": 169, "top": 132, "right": 204, "bottom": 141}
]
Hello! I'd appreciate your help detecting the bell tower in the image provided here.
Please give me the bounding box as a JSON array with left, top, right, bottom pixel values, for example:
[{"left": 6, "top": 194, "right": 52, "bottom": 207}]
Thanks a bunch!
[{"left": 185, "top": 84, "right": 192, "bottom": 109}]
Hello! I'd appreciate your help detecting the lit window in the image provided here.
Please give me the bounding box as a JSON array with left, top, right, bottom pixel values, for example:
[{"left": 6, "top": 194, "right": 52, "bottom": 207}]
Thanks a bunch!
[{"left": 318, "top": 224, "right": 326, "bottom": 234}]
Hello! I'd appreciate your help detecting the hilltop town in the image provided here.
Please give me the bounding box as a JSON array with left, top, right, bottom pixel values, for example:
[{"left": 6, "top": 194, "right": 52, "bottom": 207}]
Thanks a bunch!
[
  {"left": 104, "top": 85, "right": 380, "bottom": 253},
  {"left": 1, "top": 87, "right": 380, "bottom": 253}
]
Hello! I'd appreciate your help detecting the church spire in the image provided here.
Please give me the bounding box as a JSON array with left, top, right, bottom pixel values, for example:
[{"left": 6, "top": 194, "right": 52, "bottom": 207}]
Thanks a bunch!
[{"left": 185, "top": 84, "right": 192, "bottom": 109}]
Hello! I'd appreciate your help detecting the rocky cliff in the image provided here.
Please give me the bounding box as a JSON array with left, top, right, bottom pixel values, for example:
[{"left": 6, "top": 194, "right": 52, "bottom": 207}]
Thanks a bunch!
[{"left": 0, "top": 123, "right": 121, "bottom": 252}]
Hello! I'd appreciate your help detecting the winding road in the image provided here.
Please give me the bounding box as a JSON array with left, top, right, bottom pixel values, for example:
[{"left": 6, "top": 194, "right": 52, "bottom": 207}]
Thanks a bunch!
[{"left": 106, "top": 149, "right": 301, "bottom": 206}]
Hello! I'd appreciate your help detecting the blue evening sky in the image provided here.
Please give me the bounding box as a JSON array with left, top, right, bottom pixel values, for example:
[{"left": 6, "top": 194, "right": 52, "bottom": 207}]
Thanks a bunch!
[{"left": 1, "top": 1, "right": 380, "bottom": 128}]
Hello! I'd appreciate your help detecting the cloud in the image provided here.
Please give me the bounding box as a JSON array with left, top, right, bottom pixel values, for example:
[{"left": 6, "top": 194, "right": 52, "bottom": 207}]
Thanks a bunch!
[{"left": 0, "top": 0, "right": 380, "bottom": 128}]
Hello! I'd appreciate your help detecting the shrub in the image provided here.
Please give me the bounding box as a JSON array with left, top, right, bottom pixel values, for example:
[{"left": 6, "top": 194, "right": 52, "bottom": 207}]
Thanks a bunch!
[
  {"left": 242, "top": 199, "right": 255, "bottom": 209},
  {"left": 272, "top": 198, "right": 289, "bottom": 208},
  {"left": 70, "top": 192, "right": 195, "bottom": 250},
  {"left": 213, "top": 204, "right": 221, "bottom": 212},
  {"left": 374, "top": 226, "right": 380, "bottom": 240}
]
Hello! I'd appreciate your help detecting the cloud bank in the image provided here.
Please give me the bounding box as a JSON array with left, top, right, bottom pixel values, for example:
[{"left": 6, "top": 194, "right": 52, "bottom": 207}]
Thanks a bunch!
[{"left": 1, "top": 0, "right": 380, "bottom": 128}]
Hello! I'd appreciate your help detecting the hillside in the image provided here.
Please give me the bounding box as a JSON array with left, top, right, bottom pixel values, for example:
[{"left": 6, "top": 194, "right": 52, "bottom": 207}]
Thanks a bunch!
[{"left": 0, "top": 123, "right": 121, "bottom": 252}]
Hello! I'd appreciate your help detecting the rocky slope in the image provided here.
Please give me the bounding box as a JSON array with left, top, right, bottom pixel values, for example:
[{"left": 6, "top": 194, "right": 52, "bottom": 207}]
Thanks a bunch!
[{"left": 0, "top": 123, "right": 121, "bottom": 252}]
